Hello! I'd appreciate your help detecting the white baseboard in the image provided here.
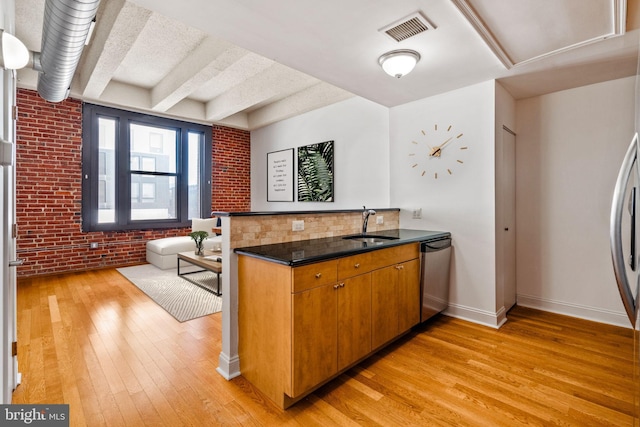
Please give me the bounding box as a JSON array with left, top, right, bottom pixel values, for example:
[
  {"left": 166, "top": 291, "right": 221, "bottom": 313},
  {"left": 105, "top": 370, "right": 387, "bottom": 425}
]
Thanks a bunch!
[
  {"left": 444, "top": 303, "right": 506, "bottom": 329},
  {"left": 495, "top": 306, "right": 508, "bottom": 328},
  {"left": 216, "top": 352, "right": 241, "bottom": 380},
  {"left": 516, "top": 293, "right": 632, "bottom": 329}
]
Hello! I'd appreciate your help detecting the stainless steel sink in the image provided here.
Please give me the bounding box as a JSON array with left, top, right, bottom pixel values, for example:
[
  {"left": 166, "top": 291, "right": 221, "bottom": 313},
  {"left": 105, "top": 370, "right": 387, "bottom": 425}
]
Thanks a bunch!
[{"left": 342, "top": 235, "right": 399, "bottom": 244}]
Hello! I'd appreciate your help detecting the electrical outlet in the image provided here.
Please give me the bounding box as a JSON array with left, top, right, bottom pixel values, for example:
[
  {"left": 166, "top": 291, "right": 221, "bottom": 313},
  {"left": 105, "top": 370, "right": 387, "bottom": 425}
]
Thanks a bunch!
[
  {"left": 90, "top": 242, "right": 99, "bottom": 249},
  {"left": 292, "top": 220, "right": 304, "bottom": 231},
  {"left": 376, "top": 215, "right": 384, "bottom": 225},
  {"left": 412, "top": 208, "right": 422, "bottom": 219}
]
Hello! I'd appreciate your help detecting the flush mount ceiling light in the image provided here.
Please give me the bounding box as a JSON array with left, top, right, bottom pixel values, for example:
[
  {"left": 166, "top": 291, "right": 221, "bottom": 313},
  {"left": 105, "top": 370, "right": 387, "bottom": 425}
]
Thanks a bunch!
[
  {"left": 378, "top": 49, "right": 421, "bottom": 78},
  {"left": 0, "top": 30, "right": 29, "bottom": 70}
]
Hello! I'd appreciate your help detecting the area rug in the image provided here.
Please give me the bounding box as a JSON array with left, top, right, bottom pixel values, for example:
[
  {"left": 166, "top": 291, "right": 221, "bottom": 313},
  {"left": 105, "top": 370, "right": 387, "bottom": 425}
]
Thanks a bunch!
[{"left": 117, "top": 263, "right": 222, "bottom": 322}]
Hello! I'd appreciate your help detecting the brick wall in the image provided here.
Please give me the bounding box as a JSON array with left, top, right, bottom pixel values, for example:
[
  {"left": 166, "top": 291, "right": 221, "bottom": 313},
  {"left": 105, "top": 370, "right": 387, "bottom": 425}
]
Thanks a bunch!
[
  {"left": 15, "top": 89, "right": 250, "bottom": 277},
  {"left": 212, "top": 125, "right": 251, "bottom": 211}
]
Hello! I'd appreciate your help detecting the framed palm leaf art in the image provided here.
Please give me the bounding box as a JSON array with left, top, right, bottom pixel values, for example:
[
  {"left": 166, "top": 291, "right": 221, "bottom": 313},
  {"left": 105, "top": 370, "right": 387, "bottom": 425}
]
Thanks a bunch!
[{"left": 297, "top": 140, "right": 334, "bottom": 202}]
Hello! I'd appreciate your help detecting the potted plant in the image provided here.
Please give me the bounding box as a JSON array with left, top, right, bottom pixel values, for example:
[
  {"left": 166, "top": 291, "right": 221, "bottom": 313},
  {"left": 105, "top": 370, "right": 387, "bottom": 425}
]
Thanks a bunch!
[{"left": 189, "top": 230, "right": 209, "bottom": 256}]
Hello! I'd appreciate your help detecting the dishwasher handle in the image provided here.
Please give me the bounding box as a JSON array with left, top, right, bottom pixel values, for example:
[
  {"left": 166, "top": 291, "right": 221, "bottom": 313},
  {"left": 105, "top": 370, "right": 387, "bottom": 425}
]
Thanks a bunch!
[{"left": 421, "top": 238, "right": 452, "bottom": 252}]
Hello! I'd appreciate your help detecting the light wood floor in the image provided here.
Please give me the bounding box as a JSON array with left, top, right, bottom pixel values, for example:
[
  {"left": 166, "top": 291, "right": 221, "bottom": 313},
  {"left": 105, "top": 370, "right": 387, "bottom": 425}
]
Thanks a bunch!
[{"left": 12, "top": 268, "right": 635, "bottom": 426}]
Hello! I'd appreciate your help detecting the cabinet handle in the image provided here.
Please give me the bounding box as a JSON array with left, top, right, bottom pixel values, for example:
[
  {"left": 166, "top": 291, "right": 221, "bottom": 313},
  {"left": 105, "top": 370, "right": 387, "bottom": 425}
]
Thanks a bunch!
[
  {"left": 339, "top": 282, "right": 345, "bottom": 287},
  {"left": 315, "top": 273, "right": 322, "bottom": 279},
  {"left": 333, "top": 284, "right": 339, "bottom": 289},
  {"left": 354, "top": 263, "right": 360, "bottom": 269},
  {"left": 396, "top": 265, "right": 404, "bottom": 270}
]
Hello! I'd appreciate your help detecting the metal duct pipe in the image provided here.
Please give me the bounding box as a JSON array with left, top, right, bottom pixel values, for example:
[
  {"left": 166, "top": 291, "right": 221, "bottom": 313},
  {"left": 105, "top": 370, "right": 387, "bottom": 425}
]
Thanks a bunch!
[{"left": 37, "top": 0, "right": 100, "bottom": 103}]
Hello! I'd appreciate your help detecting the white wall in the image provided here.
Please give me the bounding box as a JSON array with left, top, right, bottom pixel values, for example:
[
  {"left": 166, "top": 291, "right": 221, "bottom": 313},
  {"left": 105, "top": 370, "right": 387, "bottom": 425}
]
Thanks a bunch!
[
  {"left": 389, "top": 81, "right": 502, "bottom": 326},
  {"left": 250, "top": 97, "right": 390, "bottom": 211},
  {"left": 516, "top": 76, "right": 636, "bottom": 327}
]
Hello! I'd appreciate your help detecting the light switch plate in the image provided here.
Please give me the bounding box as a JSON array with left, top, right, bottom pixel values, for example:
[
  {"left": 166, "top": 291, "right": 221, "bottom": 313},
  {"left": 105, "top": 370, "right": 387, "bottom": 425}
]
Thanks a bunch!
[{"left": 412, "top": 208, "right": 422, "bottom": 219}]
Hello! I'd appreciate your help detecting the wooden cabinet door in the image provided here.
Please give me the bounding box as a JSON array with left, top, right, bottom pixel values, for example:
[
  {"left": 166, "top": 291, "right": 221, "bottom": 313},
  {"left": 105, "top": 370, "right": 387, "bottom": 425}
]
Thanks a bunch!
[
  {"left": 397, "top": 259, "right": 420, "bottom": 333},
  {"left": 371, "top": 266, "right": 399, "bottom": 349},
  {"left": 372, "top": 258, "right": 421, "bottom": 348},
  {"left": 337, "top": 273, "right": 371, "bottom": 371},
  {"left": 291, "top": 283, "right": 338, "bottom": 397}
]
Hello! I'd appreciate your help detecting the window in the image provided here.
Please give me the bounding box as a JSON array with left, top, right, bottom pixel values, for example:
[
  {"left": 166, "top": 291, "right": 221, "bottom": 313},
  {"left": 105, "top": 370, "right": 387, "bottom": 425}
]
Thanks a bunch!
[
  {"left": 82, "top": 103, "right": 212, "bottom": 231},
  {"left": 131, "top": 182, "right": 140, "bottom": 202},
  {"left": 149, "top": 133, "right": 163, "bottom": 153}
]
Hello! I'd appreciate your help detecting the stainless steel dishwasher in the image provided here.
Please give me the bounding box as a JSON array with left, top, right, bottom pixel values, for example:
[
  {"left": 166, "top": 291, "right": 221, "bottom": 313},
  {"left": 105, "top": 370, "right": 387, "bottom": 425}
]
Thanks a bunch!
[{"left": 420, "top": 237, "right": 452, "bottom": 322}]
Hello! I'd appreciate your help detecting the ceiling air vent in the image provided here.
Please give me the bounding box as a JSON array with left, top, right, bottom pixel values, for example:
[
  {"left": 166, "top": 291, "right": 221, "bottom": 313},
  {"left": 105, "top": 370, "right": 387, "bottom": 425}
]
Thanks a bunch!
[{"left": 379, "top": 12, "right": 436, "bottom": 42}]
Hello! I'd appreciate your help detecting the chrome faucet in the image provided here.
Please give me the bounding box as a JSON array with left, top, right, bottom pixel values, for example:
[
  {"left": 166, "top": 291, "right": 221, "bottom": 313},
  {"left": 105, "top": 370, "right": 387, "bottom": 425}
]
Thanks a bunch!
[{"left": 362, "top": 206, "right": 376, "bottom": 234}]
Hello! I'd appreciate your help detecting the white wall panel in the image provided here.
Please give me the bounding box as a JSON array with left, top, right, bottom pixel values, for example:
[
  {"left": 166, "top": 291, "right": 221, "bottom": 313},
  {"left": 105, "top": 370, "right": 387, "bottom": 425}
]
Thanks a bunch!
[
  {"left": 516, "top": 76, "right": 635, "bottom": 327},
  {"left": 389, "top": 81, "right": 500, "bottom": 326},
  {"left": 250, "top": 97, "right": 390, "bottom": 211}
]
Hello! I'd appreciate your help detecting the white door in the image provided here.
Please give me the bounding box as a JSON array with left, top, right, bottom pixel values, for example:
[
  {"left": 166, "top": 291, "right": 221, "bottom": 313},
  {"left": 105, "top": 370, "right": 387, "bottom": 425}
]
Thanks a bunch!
[
  {"left": 502, "top": 127, "right": 517, "bottom": 310},
  {"left": 1, "top": 69, "right": 19, "bottom": 404},
  {"left": 0, "top": 1, "right": 20, "bottom": 401}
]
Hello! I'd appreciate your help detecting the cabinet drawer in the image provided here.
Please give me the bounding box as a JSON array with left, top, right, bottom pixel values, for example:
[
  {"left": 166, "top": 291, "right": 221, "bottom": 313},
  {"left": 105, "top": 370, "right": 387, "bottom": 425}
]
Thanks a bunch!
[
  {"left": 385, "top": 243, "right": 419, "bottom": 264},
  {"left": 337, "top": 251, "right": 376, "bottom": 279},
  {"left": 293, "top": 260, "right": 337, "bottom": 293},
  {"left": 338, "top": 243, "right": 419, "bottom": 279}
]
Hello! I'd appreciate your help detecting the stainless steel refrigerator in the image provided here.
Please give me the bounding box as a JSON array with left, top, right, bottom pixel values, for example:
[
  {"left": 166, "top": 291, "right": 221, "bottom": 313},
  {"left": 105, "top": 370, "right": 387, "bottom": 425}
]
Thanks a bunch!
[
  {"left": 610, "top": 46, "right": 640, "bottom": 425},
  {"left": 611, "top": 132, "right": 640, "bottom": 425}
]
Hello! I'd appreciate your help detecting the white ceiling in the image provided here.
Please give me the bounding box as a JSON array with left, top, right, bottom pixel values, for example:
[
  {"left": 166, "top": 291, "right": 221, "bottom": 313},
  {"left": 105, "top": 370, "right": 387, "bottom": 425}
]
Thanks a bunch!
[{"left": 14, "top": 0, "right": 640, "bottom": 130}]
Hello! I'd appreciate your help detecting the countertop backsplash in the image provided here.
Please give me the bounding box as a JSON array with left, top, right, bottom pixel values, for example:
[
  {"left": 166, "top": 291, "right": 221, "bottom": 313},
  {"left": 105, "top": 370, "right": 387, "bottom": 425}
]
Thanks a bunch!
[{"left": 228, "top": 210, "right": 400, "bottom": 249}]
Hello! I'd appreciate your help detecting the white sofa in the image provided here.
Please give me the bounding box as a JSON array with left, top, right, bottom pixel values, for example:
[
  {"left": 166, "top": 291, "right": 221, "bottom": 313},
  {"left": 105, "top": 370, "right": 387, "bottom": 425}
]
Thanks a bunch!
[{"left": 146, "top": 218, "right": 222, "bottom": 270}]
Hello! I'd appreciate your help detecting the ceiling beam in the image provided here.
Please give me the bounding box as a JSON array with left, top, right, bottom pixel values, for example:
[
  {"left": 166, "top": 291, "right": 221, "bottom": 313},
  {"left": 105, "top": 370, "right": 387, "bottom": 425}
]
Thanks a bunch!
[
  {"left": 248, "top": 82, "right": 354, "bottom": 130},
  {"left": 190, "top": 52, "right": 276, "bottom": 101},
  {"left": 204, "top": 63, "right": 319, "bottom": 121},
  {"left": 78, "top": 0, "right": 152, "bottom": 99},
  {"left": 150, "top": 38, "right": 246, "bottom": 112}
]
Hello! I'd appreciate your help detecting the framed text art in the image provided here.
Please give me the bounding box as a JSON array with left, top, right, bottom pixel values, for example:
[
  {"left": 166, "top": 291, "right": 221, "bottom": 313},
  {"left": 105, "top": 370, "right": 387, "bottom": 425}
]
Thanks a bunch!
[
  {"left": 267, "top": 149, "right": 294, "bottom": 202},
  {"left": 298, "top": 140, "right": 334, "bottom": 202}
]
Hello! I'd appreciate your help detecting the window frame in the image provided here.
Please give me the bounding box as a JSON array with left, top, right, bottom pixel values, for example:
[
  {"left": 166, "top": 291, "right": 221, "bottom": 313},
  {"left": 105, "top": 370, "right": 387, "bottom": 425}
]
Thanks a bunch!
[{"left": 81, "top": 103, "right": 212, "bottom": 232}]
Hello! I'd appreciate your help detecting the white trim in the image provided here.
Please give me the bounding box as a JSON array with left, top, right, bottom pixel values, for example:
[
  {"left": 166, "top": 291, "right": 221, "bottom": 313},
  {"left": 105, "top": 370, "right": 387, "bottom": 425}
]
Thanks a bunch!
[
  {"left": 216, "top": 353, "right": 241, "bottom": 380},
  {"left": 217, "top": 216, "right": 242, "bottom": 380},
  {"left": 444, "top": 303, "right": 505, "bottom": 329},
  {"left": 495, "top": 306, "right": 508, "bottom": 328},
  {"left": 517, "top": 293, "right": 632, "bottom": 329},
  {"left": 450, "top": 0, "right": 514, "bottom": 69},
  {"left": 450, "top": 0, "right": 626, "bottom": 69}
]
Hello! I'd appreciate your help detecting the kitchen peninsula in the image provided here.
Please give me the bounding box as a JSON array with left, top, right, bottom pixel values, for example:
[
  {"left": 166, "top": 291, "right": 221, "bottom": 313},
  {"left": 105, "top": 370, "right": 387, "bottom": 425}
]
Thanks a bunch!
[{"left": 234, "top": 226, "right": 449, "bottom": 409}]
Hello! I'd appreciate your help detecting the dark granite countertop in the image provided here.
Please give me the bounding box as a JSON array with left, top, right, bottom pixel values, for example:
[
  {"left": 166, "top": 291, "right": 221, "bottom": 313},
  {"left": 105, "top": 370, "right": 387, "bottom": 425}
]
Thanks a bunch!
[{"left": 234, "top": 229, "right": 451, "bottom": 266}]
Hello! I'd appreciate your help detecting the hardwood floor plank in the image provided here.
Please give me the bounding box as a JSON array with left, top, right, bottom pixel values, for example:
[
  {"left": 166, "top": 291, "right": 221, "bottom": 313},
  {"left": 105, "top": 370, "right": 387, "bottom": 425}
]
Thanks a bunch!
[
  {"left": 74, "top": 375, "right": 104, "bottom": 427},
  {"left": 130, "top": 389, "right": 167, "bottom": 426},
  {"left": 87, "top": 333, "right": 128, "bottom": 395},
  {"left": 48, "top": 295, "right": 61, "bottom": 323},
  {"left": 12, "top": 269, "right": 635, "bottom": 426},
  {"left": 223, "top": 399, "right": 266, "bottom": 426},
  {"left": 145, "top": 386, "right": 199, "bottom": 427},
  {"left": 112, "top": 389, "right": 144, "bottom": 426},
  {"left": 50, "top": 320, "right": 87, "bottom": 426}
]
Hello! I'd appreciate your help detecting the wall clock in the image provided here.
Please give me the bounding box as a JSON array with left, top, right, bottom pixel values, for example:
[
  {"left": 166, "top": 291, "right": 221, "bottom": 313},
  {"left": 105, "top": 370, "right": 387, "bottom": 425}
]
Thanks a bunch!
[{"left": 409, "top": 123, "right": 467, "bottom": 179}]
